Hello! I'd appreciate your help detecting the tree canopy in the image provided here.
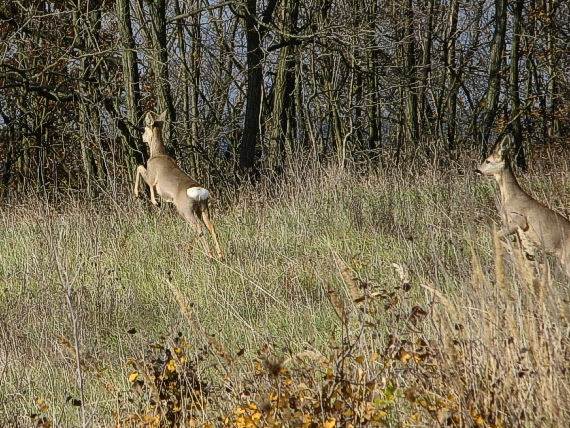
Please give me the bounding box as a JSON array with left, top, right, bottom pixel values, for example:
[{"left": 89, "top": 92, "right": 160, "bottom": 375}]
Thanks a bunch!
[{"left": 1, "top": 0, "right": 569, "bottom": 194}]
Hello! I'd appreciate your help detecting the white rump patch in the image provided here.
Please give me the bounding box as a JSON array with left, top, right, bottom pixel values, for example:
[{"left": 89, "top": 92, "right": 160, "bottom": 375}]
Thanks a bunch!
[{"left": 187, "top": 187, "right": 210, "bottom": 201}]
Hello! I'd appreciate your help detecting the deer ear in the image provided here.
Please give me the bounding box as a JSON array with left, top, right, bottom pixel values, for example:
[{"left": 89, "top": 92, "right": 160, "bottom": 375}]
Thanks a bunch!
[
  {"left": 500, "top": 135, "right": 513, "bottom": 150},
  {"left": 491, "top": 134, "right": 511, "bottom": 155},
  {"left": 144, "top": 111, "right": 155, "bottom": 127},
  {"left": 156, "top": 110, "right": 168, "bottom": 123},
  {"left": 497, "top": 134, "right": 513, "bottom": 155}
]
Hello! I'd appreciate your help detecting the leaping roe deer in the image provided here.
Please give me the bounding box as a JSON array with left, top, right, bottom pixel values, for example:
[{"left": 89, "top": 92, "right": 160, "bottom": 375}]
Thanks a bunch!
[
  {"left": 476, "top": 135, "right": 570, "bottom": 279},
  {"left": 134, "top": 110, "right": 223, "bottom": 258}
]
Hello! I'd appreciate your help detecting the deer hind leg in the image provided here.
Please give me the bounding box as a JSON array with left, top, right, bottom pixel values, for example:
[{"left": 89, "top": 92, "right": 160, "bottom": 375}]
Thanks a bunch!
[
  {"left": 200, "top": 203, "right": 223, "bottom": 258},
  {"left": 516, "top": 231, "right": 536, "bottom": 261},
  {"left": 558, "top": 258, "right": 569, "bottom": 280},
  {"left": 183, "top": 209, "right": 213, "bottom": 257},
  {"left": 560, "top": 250, "right": 570, "bottom": 281},
  {"left": 135, "top": 165, "right": 158, "bottom": 205}
]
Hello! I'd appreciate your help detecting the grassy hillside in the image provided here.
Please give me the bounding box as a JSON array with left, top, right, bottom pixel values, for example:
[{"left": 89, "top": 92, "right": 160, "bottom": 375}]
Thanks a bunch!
[{"left": 1, "top": 159, "right": 569, "bottom": 427}]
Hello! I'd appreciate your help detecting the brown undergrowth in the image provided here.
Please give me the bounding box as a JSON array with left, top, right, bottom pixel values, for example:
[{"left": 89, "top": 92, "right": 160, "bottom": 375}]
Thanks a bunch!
[
  {"left": 2, "top": 162, "right": 570, "bottom": 427},
  {"left": 107, "top": 238, "right": 569, "bottom": 427}
]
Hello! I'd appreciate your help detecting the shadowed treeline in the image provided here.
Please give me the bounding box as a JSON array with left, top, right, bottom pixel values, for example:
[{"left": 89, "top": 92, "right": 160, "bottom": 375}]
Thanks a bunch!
[{"left": 1, "top": 0, "right": 570, "bottom": 195}]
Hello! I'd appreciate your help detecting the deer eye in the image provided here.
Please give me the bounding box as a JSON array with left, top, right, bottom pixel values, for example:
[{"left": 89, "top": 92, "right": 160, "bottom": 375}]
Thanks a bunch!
[{"left": 486, "top": 160, "right": 491, "bottom": 164}]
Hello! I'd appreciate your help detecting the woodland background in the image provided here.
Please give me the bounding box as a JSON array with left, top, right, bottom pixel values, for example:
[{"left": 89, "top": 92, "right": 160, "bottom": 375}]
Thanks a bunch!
[
  {"left": 2, "top": 2, "right": 570, "bottom": 426},
  {"left": 1, "top": 0, "right": 569, "bottom": 197}
]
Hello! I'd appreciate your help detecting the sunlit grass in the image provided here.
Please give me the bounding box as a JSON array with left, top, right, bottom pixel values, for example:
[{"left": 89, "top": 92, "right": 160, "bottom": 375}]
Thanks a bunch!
[{"left": 1, "top": 159, "right": 569, "bottom": 426}]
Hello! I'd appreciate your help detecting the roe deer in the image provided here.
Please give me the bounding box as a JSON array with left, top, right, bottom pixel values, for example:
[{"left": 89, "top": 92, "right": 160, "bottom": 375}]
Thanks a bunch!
[
  {"left": 476, "top": 135, "right": 570, "bottom": 278},
  {"left": 134, "top": 110, "right": 223, "bottom": 258}
]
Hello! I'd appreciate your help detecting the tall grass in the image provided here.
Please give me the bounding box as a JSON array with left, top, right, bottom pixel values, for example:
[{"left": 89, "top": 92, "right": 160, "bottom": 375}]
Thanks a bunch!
[{"left": 0, "top": 156, "right": 569, "bottom": 426}]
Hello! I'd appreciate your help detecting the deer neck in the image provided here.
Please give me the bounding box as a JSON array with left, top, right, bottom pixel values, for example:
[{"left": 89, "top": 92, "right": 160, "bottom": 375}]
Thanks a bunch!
[
  {"left": 149, "top": 128, "right": 167, "bottom": 157},
  {"left": 496, "top": 163, "right": 524, "bottom": 204}
]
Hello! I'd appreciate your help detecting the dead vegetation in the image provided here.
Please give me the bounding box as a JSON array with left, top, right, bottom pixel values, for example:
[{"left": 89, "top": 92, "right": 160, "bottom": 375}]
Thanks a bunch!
[{"left": 1, "top": 161, "right": 569, "bottom": 427}]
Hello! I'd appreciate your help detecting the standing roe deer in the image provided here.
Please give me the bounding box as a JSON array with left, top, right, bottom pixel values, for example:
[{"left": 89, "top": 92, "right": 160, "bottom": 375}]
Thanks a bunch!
[
  {"left": 134, "top": 110, "right": 223, "bottom": 258},
  {"left": 476, "top": 135, "right": 570, "bottom": 279}
]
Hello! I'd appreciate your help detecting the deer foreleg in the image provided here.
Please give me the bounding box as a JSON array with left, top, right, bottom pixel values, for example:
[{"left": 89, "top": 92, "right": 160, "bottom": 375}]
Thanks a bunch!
[
  {"left": 135, "top": 165, "right": 158, "bottom": 205},
  {"left": 134, "top": 166, "right": 142, "bottom": 197}
]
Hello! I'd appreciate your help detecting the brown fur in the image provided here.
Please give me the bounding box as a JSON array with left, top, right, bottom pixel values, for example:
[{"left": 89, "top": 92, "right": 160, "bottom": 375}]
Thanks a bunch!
[
  {"left": 134, "top": 111, "right": 223, "bottom": 258},
  {"left": 476, "top": 135, "right": 570, "bottom": 279}
]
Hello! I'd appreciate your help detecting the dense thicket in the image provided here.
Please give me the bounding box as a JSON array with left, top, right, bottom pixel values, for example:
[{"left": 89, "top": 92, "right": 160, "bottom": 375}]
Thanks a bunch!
[{"left": 1, "top": 0, "right": 569, "bottom": 194}]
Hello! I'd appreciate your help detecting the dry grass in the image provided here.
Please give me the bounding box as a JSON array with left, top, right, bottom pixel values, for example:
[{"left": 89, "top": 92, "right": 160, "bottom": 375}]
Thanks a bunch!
[{"left": 0, "top": 158, "right": 569, "bottom": 426}]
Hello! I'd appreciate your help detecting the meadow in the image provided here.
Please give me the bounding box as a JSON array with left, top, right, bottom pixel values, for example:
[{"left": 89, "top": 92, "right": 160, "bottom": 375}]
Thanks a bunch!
[{"left": 1, "top": 154, "right": 569, "bottom": 427}]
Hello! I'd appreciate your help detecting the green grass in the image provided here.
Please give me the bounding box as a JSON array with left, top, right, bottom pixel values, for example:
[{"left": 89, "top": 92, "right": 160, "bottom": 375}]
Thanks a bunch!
[{"left": 1, "top": 163, "right": 569, "bottom": 426}]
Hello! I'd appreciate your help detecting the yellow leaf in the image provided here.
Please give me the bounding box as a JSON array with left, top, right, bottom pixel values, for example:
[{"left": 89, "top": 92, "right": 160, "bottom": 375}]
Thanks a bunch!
[
  {"left": 370, "top": 352, "right": 379, "bottom": 363},
  {"left": 128, "top": 372, "right": 139, "bottom": 382},
  {"left": 355, "top": 356, "right": 365, "bottom": 363},
  {"left": 399, "top": 349, "right": 412, "bottom": 363},
  {"left": 324, "top": 417, "right": 337, "bottom": 428},
  {"left": 251, "top": 411, "right": 262, "bottom": 422},
  {"left": 473, "top": 414, "right": 485, "bottom": 425}
]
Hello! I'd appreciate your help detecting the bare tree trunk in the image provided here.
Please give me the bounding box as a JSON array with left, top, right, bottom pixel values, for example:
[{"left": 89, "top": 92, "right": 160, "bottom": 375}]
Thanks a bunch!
[
  {"left": 73, "top": 0, "right": 102, "bottom": 197},
  {"left": 363, "top": 0, "right": 381, "bottom": 162},
  {"left": 139, "top": 0, "right": 176, "bottom": 148},
  {"left": 269, "top": 46, "right": 295, "bottom": 175},
  {"left": 239, "top": 0, "right": 278, "bottom": 177},
  {"left": 117, "top": 0, "right": 145, "bottom": 172},
  {"left": 546, "top": 0, "right": 560, "bottom": 136},
  {"left": 268, "top": 0, "right": 298, "bottom": 175},
  {"left": 239, "top": 0, "right": 263, "bottom": 176},
  {"left": 524, "top": 0, "right": 542, "bottom": 140},
  {"left": 479, "top": 0, "right": 507, "bottom": 150},
  {"left": 0, "top": 113, "right": 16, "bottom": 193},
  {"left": 400, "top": 0, "right": 419, "bottom": 145},
  {"left": 268, "top": 49, "right": 290, "bottom": 175},
  {"left": 509, "top": 0, "right": 525, "bottom": 170},
  {"left": 189, "top": 3, "right": 202, "bottom": 177},
  {"left": 173, "top": 0, "right": 198, "bottom": 176},
  {"left": 441, "top": 0, "right": 459, "bottom": 150},
  {"left": 419, "top": 0, "right": 434, "bottom": 134}
]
